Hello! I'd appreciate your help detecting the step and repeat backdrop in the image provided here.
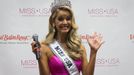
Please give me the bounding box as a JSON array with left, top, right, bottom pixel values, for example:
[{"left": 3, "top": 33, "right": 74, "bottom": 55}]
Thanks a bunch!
[{"left": 0, "top": 0, "right": 134, "bottom": 75}]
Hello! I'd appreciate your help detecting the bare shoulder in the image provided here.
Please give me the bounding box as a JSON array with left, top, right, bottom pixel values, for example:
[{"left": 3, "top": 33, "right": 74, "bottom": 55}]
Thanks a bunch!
[
  {"left": 40, "top": 42, "right": 51, "bottom": 54},
  {"left": 40, "top": 42, "right": 54, "bottom": 59}
]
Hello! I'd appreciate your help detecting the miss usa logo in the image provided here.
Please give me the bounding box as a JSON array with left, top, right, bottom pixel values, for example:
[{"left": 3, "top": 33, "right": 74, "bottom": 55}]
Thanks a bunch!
[
  {"left": 21, "top": 59, "right": 37, "bottom": 68},
  {"left": 88, "top": 8, "right": 118, "bottom": 17},
  {"left": 96, "top": 57, "right": 120, "bottom": 67},
  {"left": 19, "top": 8, "right": 51, "bottom": 16}
]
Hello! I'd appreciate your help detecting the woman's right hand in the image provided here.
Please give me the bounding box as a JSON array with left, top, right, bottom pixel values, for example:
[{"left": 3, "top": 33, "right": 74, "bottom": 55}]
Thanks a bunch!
[{"left": 31, "top": 41, "right": 40, "bottom": 53}]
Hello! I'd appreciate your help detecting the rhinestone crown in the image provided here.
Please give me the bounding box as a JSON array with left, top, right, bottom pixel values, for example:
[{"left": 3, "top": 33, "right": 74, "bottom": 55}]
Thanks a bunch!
[{"left": 50, "top": 0, "right": 72, "bottom": 13}]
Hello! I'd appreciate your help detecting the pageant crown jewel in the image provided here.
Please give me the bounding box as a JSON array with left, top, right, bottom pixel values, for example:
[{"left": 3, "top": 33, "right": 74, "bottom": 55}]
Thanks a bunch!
[{"left": 50, "top": 0, "right": 72, "bottom": 13}]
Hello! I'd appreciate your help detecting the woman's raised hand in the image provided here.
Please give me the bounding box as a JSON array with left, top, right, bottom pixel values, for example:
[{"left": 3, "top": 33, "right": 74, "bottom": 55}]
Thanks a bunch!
[{"left": 86, "top": 32, "right": 104, "bottom": 53}]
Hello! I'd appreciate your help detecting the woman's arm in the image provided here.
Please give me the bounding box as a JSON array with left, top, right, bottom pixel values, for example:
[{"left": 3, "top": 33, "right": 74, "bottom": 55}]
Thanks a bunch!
[
  {"left": 82, "top": 32, "right": 104, "bottom": 75},
  {"left": 38, "top": 44, "right": 50, "bottom": 75},
  {"left": 81, "top": 46, "right": 97, "bottom": 75},
  {"left": 31, "top": 42, "right": 50, "bottom": 75},
  {"left": 85, "top": 49, "right": 97, "bottom": 75}
]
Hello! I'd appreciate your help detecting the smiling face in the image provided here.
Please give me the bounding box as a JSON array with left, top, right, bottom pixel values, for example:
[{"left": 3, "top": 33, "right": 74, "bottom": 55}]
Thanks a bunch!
[{"left": 54, "top": 9, "right": 72, "bottom": 34}]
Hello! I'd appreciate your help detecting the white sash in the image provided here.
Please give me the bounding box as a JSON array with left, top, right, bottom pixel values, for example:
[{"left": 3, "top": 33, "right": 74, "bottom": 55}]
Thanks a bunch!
[{"left": 49, "top": 40, "right": 80, "bottom": 75}]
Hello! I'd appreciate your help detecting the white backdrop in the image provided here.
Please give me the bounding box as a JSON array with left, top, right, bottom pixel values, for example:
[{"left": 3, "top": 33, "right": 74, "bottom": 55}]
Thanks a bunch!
[{"left": 0, "top": 0, "right": 134, "bottom": 75}]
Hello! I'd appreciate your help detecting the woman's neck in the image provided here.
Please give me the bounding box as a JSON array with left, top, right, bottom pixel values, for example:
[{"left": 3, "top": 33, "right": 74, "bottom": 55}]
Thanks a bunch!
[{"left": 56, "top": 32, "right": 67, "bottom": 43}]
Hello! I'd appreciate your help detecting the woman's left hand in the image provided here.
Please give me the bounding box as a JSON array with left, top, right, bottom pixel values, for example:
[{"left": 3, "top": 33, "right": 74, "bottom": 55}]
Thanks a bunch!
[{"left": 86, "top": 32, "right": 104, "bottom": 53}]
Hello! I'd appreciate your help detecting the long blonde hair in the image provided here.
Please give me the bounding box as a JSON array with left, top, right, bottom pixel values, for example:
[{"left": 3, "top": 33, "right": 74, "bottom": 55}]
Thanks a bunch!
[{"left": 42, "top": 7, "right": 83, "bottom": 59}]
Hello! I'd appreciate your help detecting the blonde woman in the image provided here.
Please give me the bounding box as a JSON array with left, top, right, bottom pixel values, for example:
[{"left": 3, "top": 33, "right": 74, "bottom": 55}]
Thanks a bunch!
[{"left": 31, "top": 0, "right": 104, "bottom": 75}]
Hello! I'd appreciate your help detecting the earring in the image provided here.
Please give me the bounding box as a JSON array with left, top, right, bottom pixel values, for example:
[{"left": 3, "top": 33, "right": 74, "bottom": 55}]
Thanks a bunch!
[
  {"left": 53, "top": 25, "right": 56, "bottom": 32},
  {"left": 53, "top": 28, "right": 55, "bottom": 32}
]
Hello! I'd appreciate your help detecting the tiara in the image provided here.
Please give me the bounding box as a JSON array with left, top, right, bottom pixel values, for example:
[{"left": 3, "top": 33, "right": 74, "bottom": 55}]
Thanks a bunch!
[{"left": 50, "top": 0, "right": 72, "bottom": 13}]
